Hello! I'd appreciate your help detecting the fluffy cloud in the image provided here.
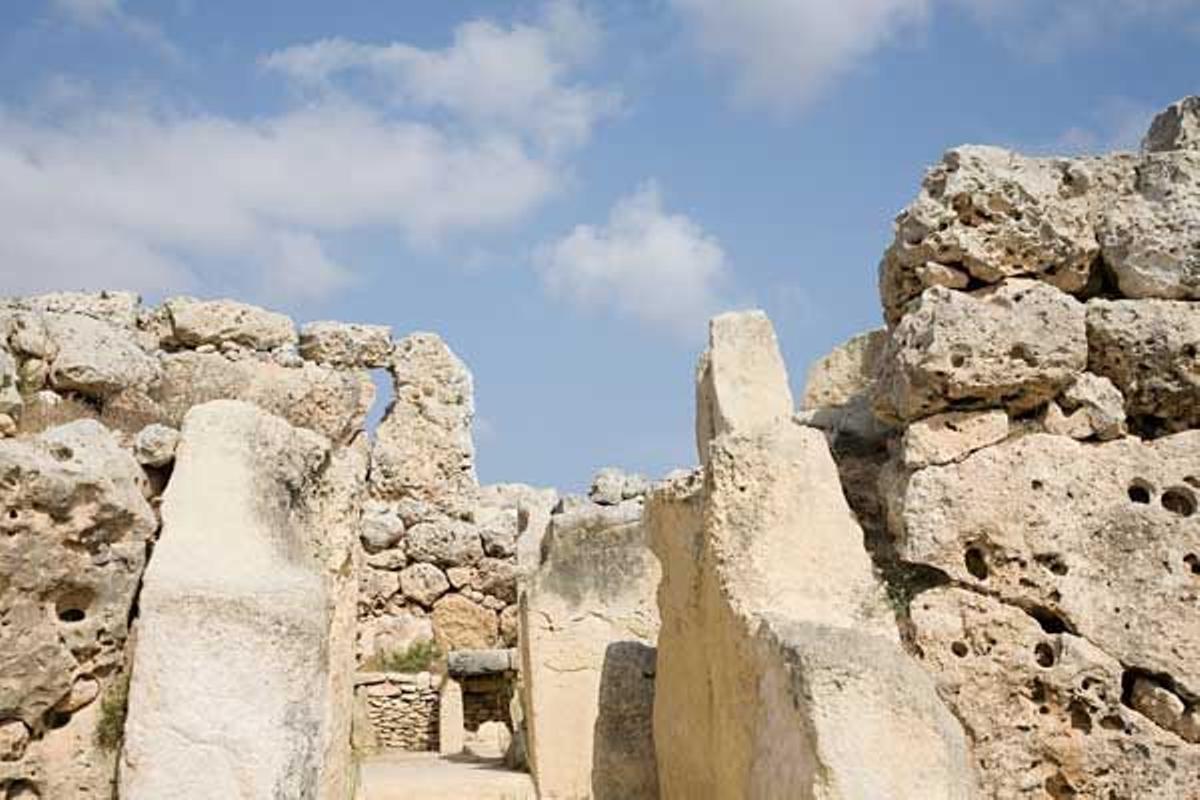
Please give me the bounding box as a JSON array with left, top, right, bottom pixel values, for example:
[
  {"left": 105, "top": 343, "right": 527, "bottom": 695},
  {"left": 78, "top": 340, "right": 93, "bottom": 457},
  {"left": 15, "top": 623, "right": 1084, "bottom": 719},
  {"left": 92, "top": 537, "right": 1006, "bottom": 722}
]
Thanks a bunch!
[
  {"left": 669, "top": 0, "right": 930, "bottom": 111},
  {"left": 669, "top": 0, "right": 1199, "bottom": 111},
  {"left": 538, "top": 181, "right": 728, "bottom": 336},
  {"left": 262, "top": 0, "right": 618, "bottom": 151},
  {"left": 1, "top": 2, "right": 611, "bottom": 302}
]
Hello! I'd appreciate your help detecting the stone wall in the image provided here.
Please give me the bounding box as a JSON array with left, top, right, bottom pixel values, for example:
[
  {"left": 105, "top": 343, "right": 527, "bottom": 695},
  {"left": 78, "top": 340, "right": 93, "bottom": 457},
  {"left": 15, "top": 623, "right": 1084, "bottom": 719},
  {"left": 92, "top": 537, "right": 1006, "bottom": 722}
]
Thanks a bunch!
[
  {"left": 804, "top": 95, "right": 1200, "bottom": 798},
  {"left": 355, "top": 673, "right": 441, "bottom": 752},
  {"left": 519, "top": 475, "right": 660, "bottom": 800},
  {"left": 648, "top": 310, "right": 975, "bottom": 799}
]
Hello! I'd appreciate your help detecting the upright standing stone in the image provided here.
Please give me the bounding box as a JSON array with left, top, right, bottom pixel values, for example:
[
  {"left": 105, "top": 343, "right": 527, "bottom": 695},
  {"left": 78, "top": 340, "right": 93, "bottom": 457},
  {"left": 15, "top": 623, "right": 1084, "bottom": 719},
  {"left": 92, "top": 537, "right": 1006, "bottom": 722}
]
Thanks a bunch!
[
  {"left": 519, "top": 501, "right": 660, "bottom": 800},
  {"left": 120, "top": 400, "right": 361, "bottom": 800}
]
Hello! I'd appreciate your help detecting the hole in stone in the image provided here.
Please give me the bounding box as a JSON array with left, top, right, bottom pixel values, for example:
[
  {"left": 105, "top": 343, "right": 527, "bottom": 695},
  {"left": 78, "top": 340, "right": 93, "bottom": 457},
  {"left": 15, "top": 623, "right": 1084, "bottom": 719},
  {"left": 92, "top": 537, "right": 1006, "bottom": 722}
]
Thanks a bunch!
[
  {"left": 1035, "top": 642, "right": 1057, "bottom": 668},
  {"left": 964, "top": 546, "right": 989, "bottom": 580},
  {"left": 1184, "top": 476, "right": 1200, "bottom": 489},
  {"left": 6, "top": 509, "right": 17, "bottom": 520},
  {"left": 1184, "top": 554, "right": 1200, "bottom": 575},
  {"left": 49, "top": 446, "right": 73, "bottom": 462},
  {"left": 5, "top": 780, "right": 40, "bottom": 800},
  {"left": 54, "top": 588, "right": 94, "bottom": 625},
  {"left": 1099, "top": 714, "right": 1125, "bottom": 731},
  {"left": 1184, "top": 344, "right": 1197, "bottom": 359},
  {"left": 1027, "top": 605, "right": 1073, "bottom": 635},
  {"left": 1127, "top": 481, "right": 1153, "bottom": 504},
  {"left": 950, "top": 353, "right": 967, "bottom": 368},
  {"left": 1045, "top": 772, "right": 1078, "bottom": 798},
  {"left": 1035, "top": 553, "right": 1068, "bottom": 576},
  {"left": 951, "top": 641, "right": 969, "bottom": 658},
  {"left": 1031, "top": 479, "right": 1044, "bottom": 491},
  {"left": 1161, "top": 486, "right": 1196, "bottom": 517},
  {"left": 44, "top": 709, "right": 71, "bottom": 730},
  {"left": 1068, "top": 699, "right": 1093, "bottom": 733},
  {"left": 1009, "top": 343, "right": 1038, "bottom": 366}
]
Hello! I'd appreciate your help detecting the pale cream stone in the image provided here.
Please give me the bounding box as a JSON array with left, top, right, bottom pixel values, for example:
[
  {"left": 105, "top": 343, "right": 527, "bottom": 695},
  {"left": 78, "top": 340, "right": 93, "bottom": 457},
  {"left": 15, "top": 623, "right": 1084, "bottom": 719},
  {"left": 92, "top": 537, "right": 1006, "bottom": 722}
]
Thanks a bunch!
[{"left": 902, "top": 408, "right": 1009, "bottom": 468}]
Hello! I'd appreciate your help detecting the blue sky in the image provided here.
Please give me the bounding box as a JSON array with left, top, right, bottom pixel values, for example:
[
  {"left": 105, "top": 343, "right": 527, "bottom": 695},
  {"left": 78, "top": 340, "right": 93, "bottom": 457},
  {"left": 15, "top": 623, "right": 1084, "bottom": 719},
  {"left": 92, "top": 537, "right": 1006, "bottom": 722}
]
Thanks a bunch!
[{"left": 1, "top": 0, "right": 1198, "bottom": 490}]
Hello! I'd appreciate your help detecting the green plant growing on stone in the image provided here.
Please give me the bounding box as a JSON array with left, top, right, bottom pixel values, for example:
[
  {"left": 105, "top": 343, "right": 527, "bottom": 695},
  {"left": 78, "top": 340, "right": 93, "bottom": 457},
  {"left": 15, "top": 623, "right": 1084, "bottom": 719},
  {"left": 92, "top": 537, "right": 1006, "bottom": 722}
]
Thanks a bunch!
[
  {"left": 372, "top": 640, "right": 441, "bottom": 673},
  {"left": 94, "top": 673, "right": 131, "bottom": 752}
]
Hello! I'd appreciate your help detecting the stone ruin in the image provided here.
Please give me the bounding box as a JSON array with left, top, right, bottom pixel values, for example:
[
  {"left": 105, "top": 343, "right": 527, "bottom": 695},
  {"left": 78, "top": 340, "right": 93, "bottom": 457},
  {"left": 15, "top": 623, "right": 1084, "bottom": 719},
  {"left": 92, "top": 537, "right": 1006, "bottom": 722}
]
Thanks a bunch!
[{"left": 0, "top": 95, "right": 1196, "bottom": 799}]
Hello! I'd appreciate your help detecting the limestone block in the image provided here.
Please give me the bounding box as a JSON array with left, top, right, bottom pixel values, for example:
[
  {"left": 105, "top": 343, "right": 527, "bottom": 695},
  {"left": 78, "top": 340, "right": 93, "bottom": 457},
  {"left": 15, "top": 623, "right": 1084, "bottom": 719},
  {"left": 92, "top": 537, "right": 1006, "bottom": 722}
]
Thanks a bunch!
[
  {"left": 879, "top": 145, "right": 1129, "bottom": 323},
  {"left": 299, "top": 321, "right": 393, "bottom": 368},
  {"left": 164, "top": 297, "right": 298, "bottom": 350},
  {"left": 874, "top": 281, "right": 1087, "bottom": 423},
  {"left": 1086, "top": 298, "right": 1200, "bottom": 432},
  {"left": 901, "top": 408, "right": 1009, "bottom": 468},
  {"left": 1098, "top": 150, "right": 1200, "bottom": 299},
  {"left": 405, "top": 520, "right": 483, "bottom": 568},
  {"left": 8, "top": 291, "right": 140, "bottom": 327},
  {"left": 431, "top": 594, "right": 498, "bottom": 651},
  {"left": 156, "top": 350, "right": 374, "bottom": 445},
  {"left": 0, "top": 349, "right": 20, "bottom": 418},
  {"left": 120, "top": 400, "right": 358, "bottom": 800},
  {"left": 647, "top": 421, "right": 973, "bottom": 799},
  {"left": 360, "top": 502, "right": 405, "bottom": 553},
  {"left": 447, "top": 649, "right": 515, "bottom": 678},
  {"left": 519, "top": 501, "right": 659, "bottom": 800},
  {"left": 0, "top": 420, "right": 155, "bottom": 797},
  {"left": 371, "top": 333, "right": 476, "bottom": 507},
  {"left": 1143, "top": 94, "right": 1200, "bottom": 153},
  {"left": 499, "top": 605, "right": 519, "bottom": 647},
  {"left": 910, "top": 587, "right": 1199, "bottom": 797},
  {"left": 1049, "top": 371, "right": 1127, "bottom": 440},
  {"left": 893, "top": 432, "right": 1200, "bottom": 694},
  {"left": 399, "top": 563, "right": 450, "bottom": 608},
  {"left": 133, "top": 423, "right": 180, "bottom": 467},
  {"left": 695, "top": 310, "right": 793, "bottom": 465},
  {"left": 438, "top": 679, "right": 464, "bottom": 756},
  {"left": 471, "top": 557, "right": 517, "bottom": 604},
  {"left": 800, "top": 328, "right": 886, "bottom": 410},
  {"left": 45, "top": 313, "right": 161, "bottom": 399}
]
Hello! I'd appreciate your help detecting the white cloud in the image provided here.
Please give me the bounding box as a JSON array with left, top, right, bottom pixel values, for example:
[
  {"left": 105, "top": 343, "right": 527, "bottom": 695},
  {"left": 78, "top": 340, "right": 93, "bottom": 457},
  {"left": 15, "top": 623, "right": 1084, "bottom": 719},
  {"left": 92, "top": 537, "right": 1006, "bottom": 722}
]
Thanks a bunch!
[
  {"left": 669, "top": 0, "right": 930, "bottom": 112},
  {"left": 538, "top": 181, "right": 729, "bottom": 336},
  {"left": 262, "top": 0, "right": 619, "bottom": 152},
  {"left": 959, "top": 0, "right": 1200, "bottom": 59},
  {"left": 669, "top": 0, "right": 1199, "bottom": 112},
  {"left": 50, "top": 0, "right": 181, "bottom": 61},
  {"left": 3, "top": 2, "right": 616, "bottom": 303}
]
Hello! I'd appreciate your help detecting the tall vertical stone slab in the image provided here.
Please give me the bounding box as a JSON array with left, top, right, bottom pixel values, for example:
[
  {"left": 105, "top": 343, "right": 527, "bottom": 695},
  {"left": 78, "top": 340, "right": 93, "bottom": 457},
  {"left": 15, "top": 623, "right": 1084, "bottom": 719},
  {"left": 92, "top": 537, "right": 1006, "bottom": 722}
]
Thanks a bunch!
[
  {"left": 695, "top": 310, "right": 793, "bottom": 466},
  {"left": 519, "top": 501, "right": 660, "bottom": 800},
  {"left": 650, "top": 311, "right": 975, "bottom": 799},
  {"left": 119, "top": 400, "right": 360, "bottom": 800}
]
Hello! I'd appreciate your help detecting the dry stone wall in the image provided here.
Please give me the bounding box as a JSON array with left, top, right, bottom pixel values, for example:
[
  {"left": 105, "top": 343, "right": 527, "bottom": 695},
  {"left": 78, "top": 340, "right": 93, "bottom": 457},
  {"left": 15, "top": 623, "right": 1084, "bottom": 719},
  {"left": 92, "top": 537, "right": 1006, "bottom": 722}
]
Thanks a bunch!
[{"left": 798, "top": 95, "right": 1200, "bottom": 799}]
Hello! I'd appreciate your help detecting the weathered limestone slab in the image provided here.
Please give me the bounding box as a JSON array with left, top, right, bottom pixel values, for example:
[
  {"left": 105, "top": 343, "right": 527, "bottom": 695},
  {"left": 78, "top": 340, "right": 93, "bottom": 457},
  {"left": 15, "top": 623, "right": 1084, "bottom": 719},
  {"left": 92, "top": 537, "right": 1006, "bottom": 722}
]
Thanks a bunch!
[
  {"left": 892, "top": 431, "right": 1200, "bottom": 696},
  {"left": 519, "top": 500, "right": 659, "bottom": 800},
  {"left": 1042, "top": 372, "right": 1127, "bottom": 441},
  {"left": 45, "top": 312, "right": 161, "bottom": 399},
  {"left": 695, "top": 310, "right": 793, "bottom": 466},
  {"left": 299, "top": 321, "right": 393, "bottom": 368},
  {"left": 901, "top": 408, "right": 1009, "bottom": 468},
  {"left": 1144, "top": 95, "right": 1200, "bottom": 152},
  {"left": 1098, "top": 149, "right": 1200, "bottom": 299},
  {"left": 911, "top": 587, "right": 1200, "bottom": 798},
  {"left": 164, "top": 297, "right": 298, "bottom": 350},
  {"left": 120, "top": 400, "right": 360, "bottom": 800},
  {"left": 878, "top": 145, "right": 1129, "bottom": 324},
  {"left": 371, "top": 333, "right": 476, "bottom": 508},
  {"left": 651, "top": 310, "right": 974, "bottom": 799},
  {"left": 1086, "top": 298, "right": 1200, "bottom": 432},
  {"left": 874, "top": 281, "right": 1087, "bottom": 423},
  {"left": 155, "top": 350, "right": 374, "bottom": 445},
  {"left": 0, "top": 421, "right": 156, "bottom": 798},
  {"left": 800, "top": 328, "right": 886, "bottom": 410}
]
